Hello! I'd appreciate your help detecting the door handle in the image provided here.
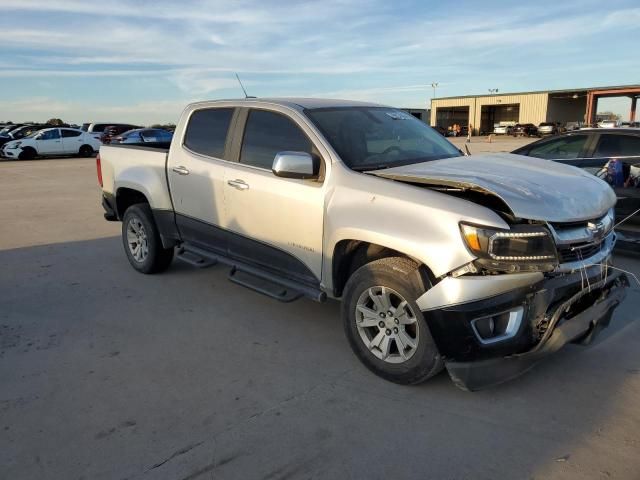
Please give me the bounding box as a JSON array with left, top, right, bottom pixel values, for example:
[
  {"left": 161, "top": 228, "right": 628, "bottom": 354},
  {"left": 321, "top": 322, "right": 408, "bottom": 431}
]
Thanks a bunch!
[
  {"left": 172, "top": 166, "right": 190, "bottom": 175},
  {"left": 227, "top": 179, "right": 249, "bottom": 190}
]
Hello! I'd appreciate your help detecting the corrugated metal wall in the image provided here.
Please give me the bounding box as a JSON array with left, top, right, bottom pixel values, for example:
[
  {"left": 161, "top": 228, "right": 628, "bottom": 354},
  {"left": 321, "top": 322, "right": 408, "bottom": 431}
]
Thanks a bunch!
[{"left": 430, "top": 93, "right": 549, "bottom": 131}]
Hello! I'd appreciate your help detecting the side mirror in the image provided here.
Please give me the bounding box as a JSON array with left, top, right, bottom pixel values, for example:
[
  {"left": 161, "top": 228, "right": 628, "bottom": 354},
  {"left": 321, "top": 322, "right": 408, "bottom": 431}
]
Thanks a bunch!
[{"left": 272, "top": 151, "right": 319, "bottom": 179}]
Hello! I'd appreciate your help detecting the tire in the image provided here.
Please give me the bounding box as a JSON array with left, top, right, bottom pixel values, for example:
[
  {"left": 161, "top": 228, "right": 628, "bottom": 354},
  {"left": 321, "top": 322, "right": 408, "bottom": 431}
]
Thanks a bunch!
[
  {"left": 121, "top": 203, "right": 174, "bottom": 274},
  {"left": 79, "top": 145, "right": 94, "bottom": 157},
  {"left": 341, "top": 257, "right": 444, "bottom": 385},
  {"left": 18, "top": 147, "right": 36, "bottom": 160}
]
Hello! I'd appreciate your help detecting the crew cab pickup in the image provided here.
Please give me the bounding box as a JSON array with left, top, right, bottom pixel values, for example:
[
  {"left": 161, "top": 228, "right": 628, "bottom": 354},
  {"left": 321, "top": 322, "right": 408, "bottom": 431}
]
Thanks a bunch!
[{"left": 98, "top": 98, "right": 628, "bottom": 390}]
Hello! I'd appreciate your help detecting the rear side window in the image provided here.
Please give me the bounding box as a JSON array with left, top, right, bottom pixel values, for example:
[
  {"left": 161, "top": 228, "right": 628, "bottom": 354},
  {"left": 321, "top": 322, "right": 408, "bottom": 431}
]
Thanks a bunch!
[
  {"left": 184, "top": 108, "right": 234, "bottom": 158},
  {"left": 593, "top": 134, "right": 640, "bottom": 157},
  {"left": 61, "top": 129, "right": 82, "bottom": 138},
  {"left": 240, "top": 110, "right": 311, "bottom": 169},
  {"left": 40, "top": 129, "right": 60, "bottom": 140},
  {"left": 526, "top": 135, "right": 589, "bottom": 160}
]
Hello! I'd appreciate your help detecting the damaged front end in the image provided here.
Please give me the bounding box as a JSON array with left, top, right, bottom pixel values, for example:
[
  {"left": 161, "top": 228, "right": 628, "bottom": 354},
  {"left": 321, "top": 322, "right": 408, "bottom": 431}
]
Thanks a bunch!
[
  {"left": 416, "top": 210, "right": 628, "bottom": 391},
  {"left": 369, "top": 154, "right": 628, "bottom": 390}
]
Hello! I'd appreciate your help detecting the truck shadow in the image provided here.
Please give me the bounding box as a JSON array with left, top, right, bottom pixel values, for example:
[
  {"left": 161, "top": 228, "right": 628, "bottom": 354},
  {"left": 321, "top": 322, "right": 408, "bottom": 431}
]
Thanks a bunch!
[{"left": 1, "top": 237, "right": 638, "bottom": 479}]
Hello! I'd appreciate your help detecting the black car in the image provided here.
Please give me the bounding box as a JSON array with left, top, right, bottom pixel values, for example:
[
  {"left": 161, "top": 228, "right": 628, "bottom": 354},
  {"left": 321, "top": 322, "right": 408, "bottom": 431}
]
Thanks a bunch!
[
  {"left": 512, "top": 123, "right": 539, "bottom": 137},
  {"left": 513, "top": 129, "right": 640, "bottom": 251},
  {"left": 0, "top": 125, "right": 47, "bottom": 148}
]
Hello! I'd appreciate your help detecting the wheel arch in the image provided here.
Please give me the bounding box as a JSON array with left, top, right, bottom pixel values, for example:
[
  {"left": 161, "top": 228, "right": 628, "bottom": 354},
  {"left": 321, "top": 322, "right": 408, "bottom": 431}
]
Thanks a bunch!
[
  {"left": 331, "top": 239, "right": 436, "bottom": 298},
  {"left": 115, "top": 187, "right": 150, "bottom": 219}
]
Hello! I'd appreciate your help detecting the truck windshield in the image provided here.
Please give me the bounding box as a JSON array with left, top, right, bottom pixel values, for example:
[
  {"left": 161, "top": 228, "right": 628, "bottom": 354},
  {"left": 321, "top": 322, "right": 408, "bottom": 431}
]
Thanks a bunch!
[{"left": 305, "top": 107, "right": 461, "bottom": 171}]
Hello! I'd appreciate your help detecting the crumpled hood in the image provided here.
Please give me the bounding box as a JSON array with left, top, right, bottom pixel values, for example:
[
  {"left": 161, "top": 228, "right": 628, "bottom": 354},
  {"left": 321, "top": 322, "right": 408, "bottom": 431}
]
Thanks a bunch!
[{"left": 369, "top": 153, "right": 616, "bottom": 222}]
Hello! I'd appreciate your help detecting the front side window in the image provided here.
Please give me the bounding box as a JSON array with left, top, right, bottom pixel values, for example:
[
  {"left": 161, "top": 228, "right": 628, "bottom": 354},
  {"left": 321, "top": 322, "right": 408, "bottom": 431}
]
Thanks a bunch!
[
  {"left": 594, "top": 134, "right": 640, "bottom": 157},
  {"left": 39, "top": 129, "right": 61, "bottom": 140},
  {"left": 240, "top": 110, "right": 311, "bottom": 169},
  {"left": 184, "top": 108, "right": 234, "bottom": 158},
  {"left": 526, "top": 135, "right": 588, "bottom": 160},
  {"left": 305, "top": 107, "right": 460, "bottom": 170}
]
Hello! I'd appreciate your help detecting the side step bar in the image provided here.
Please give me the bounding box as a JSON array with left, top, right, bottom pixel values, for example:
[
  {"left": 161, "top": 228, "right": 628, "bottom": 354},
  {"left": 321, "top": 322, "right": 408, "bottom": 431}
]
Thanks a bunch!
[
  {"left": 176, "top": 244, "right": 326, "bottom": 303},
  {"left": 175, "top": 248, "right": 218, "bottom": 268}
]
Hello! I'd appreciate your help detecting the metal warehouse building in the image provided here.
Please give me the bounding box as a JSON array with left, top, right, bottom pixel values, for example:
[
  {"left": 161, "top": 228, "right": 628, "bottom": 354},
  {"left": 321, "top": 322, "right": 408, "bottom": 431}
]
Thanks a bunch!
[{"left": 430, "top": 84, "right": 640, "bottom": 135}]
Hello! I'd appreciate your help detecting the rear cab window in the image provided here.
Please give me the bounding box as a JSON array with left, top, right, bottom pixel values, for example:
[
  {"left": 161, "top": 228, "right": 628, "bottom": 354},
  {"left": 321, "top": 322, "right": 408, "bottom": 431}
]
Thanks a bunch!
[{"left": 183, "top": 108, "right": 234, "bottom": 159}]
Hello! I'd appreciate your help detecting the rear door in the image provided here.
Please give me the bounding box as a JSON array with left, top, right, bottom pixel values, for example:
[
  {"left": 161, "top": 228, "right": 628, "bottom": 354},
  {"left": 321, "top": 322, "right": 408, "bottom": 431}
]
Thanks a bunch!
[
  {"left": 222, "top": 107, "right": 326, "bottom": 284},
  {"left": 60, "top": 129, "right": 83, "bottom": 154},
  {"left": 35, "top": 129, "right": 64, "bottom": 155},
  {"left": 167, "top": 106, "right": 236, "bottom": 254}
]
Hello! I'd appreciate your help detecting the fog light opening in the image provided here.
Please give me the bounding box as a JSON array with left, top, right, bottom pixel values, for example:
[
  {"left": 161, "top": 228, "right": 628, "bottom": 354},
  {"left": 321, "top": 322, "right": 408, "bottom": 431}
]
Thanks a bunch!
[{"left": 471, "top": 307, "right": 524, "bottom": 345}]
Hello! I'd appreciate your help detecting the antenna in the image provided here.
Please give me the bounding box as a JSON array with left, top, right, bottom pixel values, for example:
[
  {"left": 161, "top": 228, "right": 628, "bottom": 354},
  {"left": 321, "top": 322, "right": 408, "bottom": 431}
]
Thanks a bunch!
[{"left": 235, "top": 73, "right": 249, "bottom": 98}]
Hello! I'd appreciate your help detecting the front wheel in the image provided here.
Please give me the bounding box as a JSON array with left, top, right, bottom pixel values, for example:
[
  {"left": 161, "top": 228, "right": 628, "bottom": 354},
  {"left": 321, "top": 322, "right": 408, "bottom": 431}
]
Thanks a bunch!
[
  {"left": 121, "top": 203, "right": 174, "bottom": 274},
  {"left": 342, "top": 257, "right": 444, "bottom": 384}
]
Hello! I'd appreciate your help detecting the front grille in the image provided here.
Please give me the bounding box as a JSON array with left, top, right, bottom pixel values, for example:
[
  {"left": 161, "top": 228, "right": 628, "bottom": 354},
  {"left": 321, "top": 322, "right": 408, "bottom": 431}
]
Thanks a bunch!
[{"left": 558, "top": 242, "right": 603, "bottom": 263}]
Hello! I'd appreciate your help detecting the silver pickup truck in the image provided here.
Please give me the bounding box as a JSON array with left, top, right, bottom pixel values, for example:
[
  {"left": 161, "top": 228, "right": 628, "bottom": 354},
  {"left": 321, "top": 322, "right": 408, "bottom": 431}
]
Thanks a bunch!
[{"left": 98, "top": 98, "right": 628, "bottom": 390}]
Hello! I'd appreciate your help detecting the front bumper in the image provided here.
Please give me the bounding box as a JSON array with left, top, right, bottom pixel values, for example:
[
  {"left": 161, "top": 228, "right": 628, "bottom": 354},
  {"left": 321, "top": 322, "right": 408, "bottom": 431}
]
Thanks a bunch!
[{"left": 419, "top": 265, "right": 628, "bottom": 390}]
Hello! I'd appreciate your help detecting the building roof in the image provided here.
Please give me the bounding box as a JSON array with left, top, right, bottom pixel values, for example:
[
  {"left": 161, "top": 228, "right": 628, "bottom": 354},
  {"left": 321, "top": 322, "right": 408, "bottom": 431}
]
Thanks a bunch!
[{"left": 433, "top": 84, "right": 640, "bottom": 101}]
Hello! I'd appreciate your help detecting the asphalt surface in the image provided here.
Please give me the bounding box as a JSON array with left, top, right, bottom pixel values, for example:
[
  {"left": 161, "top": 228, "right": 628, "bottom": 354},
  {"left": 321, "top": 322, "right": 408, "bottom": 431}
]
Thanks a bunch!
[{"left": 1, "top": 156, "right": 639, "bottom": 480}]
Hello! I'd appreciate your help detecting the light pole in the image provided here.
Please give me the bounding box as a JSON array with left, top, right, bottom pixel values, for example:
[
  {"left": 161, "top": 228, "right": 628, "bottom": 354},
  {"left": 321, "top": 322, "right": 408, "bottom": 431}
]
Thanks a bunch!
[
  {"left": 488, "top": 88, "right": 499, "bottom": 95},
  {"left": 431, "top": 82, "right": 439, "bottom": 100}
]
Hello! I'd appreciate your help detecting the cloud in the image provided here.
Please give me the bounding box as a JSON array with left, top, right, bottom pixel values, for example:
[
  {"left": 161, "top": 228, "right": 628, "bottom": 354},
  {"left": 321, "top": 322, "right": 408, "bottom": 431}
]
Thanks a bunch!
[{"left": 1, "top": 0, "right": 638, "bottom": 122}]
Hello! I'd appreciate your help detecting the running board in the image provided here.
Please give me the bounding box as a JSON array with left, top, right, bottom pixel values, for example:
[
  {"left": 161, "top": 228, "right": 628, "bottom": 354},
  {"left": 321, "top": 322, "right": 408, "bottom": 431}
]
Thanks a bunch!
[
  {"left": 229, "top": 268, "right": 302, "bottom": 302},
  {"left": 179, "top": 244, "right": 326, "bottom": 303},
  {"left": 175, "top": 248, "right": 217, "bottom": 268}
]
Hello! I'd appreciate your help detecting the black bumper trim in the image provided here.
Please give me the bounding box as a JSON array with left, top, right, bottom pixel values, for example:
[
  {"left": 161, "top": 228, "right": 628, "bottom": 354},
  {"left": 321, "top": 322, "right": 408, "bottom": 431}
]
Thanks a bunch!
[
  {"left": 445, "top": 273, "right": 628, "bottom": 391},
  {"left": 101, "top": 193, "right": 118, "bottom": 221}
]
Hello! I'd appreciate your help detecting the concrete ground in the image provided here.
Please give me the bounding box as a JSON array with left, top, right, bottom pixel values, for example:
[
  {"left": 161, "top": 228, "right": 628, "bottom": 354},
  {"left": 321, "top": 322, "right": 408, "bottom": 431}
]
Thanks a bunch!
[
  {"left": 448, "top": 134, "right": 537, "bottom": 153},
  {"left": 1, "top": 155, "right": 639, "bottom": 480}
]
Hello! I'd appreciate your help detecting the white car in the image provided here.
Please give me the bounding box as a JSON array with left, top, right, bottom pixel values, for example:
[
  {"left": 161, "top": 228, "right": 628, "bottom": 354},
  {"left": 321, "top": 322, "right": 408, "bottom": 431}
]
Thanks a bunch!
[
  {"left": 2, "top": 127, "right": 102, "bottom": 160},
  {"left": 598, "top": 120, "right": 619, "bottom": 128},
  {"left": 493, "top": 125, "right": 513, "bottom": 135}
]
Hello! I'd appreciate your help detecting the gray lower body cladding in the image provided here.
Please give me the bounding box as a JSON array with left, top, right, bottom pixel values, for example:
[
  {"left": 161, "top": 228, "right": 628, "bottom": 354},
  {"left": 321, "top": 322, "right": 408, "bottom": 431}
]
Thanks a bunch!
[{"left": 421, "top": 266, "right": 628, "bottom": 391}]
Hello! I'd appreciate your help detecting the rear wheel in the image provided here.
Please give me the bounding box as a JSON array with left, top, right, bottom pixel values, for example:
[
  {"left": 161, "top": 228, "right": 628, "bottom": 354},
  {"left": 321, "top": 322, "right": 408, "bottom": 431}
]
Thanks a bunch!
[
  {"left": 79, "top": 144, "right": 94, "bottom": 157},
  {"left": 342, "top": 257, "right": 444, "bottom": 385},
  {"left": 121, "top": 203, "right": 174, "bottom": 274}
]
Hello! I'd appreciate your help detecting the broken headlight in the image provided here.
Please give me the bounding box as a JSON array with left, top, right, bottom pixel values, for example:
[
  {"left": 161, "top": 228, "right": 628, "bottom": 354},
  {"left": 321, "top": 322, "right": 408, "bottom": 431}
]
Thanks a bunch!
[{"left": 460, "top": 223, "right": 558, "bottom": 273}]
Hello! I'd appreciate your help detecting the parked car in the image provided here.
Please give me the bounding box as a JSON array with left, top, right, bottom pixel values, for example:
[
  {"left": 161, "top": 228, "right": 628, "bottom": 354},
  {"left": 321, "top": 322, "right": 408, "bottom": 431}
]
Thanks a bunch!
[
  {"left": 598, "top": 120, "right": 619, "bottom": 128},
  {"left": 100, "top": 124, "right": 141, "bottom": 144},
  {"left": 512, "top": 128, "right": 640, "bottom": 251},
  {"left": 493, "top": 125, "right": 513, "bottom": 135},
  {"left": 0, "top": 125, "right": 47, "bottom": 148},
  {"left": 97, "top": 98, "right": 627, "bottom": 391},
  {"left": 512, "top": 123, "right": 538, "bottom": 137},
  {"left": 2, "top": 127, "right": 102, "bottom": 159},
  {"left": 81, "top": 122, "right": 136, "bottom": 134},
  {"left": 112, "top": 128, "right": 173, "bottom": 144},
  {"left": 538, "top": 122, "right": 563, "bottom": 136}
]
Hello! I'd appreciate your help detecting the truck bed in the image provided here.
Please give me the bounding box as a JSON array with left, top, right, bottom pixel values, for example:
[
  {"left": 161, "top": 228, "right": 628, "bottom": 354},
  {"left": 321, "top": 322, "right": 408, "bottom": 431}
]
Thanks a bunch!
[{"left": 99, "top": 143, "right": 173, "bottom": 211}]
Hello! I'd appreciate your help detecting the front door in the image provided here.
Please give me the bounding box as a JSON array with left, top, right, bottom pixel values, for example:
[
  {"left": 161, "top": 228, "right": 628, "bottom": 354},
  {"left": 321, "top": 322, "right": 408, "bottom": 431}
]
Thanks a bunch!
[
  {"left": 36, "top": 129, "right": 64, "bottom": 155},
  {"left": 224, "top": 108, "right": 326, "bottom": 285}
]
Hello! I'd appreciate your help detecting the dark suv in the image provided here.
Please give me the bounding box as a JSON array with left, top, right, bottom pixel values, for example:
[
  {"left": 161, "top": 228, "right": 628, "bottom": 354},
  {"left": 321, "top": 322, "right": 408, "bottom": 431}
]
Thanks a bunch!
[
  {"left": 100, "top": 124, "right": 140, "bottom": 144},
  {"left": 512, "top": 123, "right": 539, "bottom": 137},
  {"left": 513, "top": 128, "right": 640, "bottom": 251}
]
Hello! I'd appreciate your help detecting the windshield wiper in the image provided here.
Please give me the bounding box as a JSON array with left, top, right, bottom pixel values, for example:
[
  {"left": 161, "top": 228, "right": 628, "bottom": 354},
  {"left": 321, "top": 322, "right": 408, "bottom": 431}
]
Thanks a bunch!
[{"left": 351, "top": 164, "right": 391, "bottom": 172}]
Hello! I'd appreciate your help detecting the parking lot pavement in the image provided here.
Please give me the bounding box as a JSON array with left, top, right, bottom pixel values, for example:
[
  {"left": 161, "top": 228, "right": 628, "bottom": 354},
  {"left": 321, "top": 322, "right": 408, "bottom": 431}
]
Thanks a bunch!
[
  {"left": 448, "top": 135, "right": 537, "bottom": 154},
  {"left": 1, "top": 157, "right": 639, "bottom": 480}
]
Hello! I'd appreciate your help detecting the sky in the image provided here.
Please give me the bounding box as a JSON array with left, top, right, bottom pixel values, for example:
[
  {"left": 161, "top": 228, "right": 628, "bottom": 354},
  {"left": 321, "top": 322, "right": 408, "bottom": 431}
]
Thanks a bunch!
[{"left": 0, "top": 0, "right": 639, "bottom": 125}]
